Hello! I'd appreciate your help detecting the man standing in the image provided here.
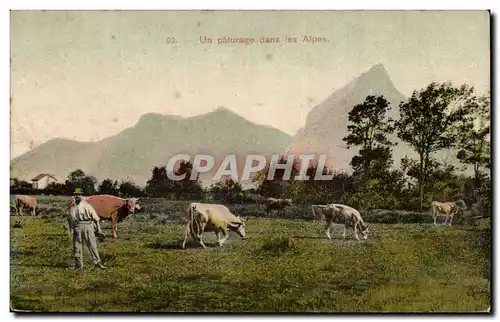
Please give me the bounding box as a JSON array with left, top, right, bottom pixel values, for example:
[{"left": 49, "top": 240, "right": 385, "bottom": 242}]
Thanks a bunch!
[{"left": 68, "top": 188, "right": 107, "bottom": 269}]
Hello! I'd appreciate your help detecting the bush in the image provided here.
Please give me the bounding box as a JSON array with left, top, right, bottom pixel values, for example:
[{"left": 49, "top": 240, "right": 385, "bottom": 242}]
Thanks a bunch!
[
  {"left": 260, "top": 235, "right": 297, "bottom": 255},
  {"left": 363, "top": 210, "right": 432, "bottom": 224}
]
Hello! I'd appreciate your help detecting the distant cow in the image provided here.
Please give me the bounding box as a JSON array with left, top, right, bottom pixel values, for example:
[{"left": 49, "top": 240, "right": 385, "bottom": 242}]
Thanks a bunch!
[
  {"left": 431, "top": 199, "right": 467, "bottom": 227},
  {"left": 264, "top": 198, "right": 293, "bottom": 216},
  {"left": 311, "top": 204, "right": 369, "bottom": 240},
  {"left": 182, "top": 202, "right": 246, "bottom": 249},
  {"left": 14, "top": 195, "right": 37, "bottom": 216},
  {"left": 69, "top": 195, "right": 140, "bottom": 238}
]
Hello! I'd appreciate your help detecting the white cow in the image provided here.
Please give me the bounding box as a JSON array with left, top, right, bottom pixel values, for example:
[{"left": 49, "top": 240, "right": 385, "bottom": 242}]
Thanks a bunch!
[
  {"left": 181, "top": 202, "right": 246, "bottom": 249},
  {"left": 431, "top": 199, "right": 467, "bottom": 227},
  {"left": 264, "top": 197, "right": 293, "bottom": 216},
  {"left": 311, "top": 204, "right": 369, "bottom": 240}
]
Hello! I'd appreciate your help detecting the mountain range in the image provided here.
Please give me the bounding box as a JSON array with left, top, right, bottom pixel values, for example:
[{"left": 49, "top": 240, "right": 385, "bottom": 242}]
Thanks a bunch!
[
  {"left": 10, "top": 64, "right": 461, "bottom": 186},
  {"left": 288, "top": 63, "right": 409, "bottom": 170},
  {"left": 10, "top": 107, "right": 293, "bottom": 186}
]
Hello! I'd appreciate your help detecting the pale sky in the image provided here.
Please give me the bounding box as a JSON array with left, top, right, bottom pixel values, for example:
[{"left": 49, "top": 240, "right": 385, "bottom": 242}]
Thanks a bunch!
[{"left": 10, "top": 10, "right": 490, "bottom": 159}]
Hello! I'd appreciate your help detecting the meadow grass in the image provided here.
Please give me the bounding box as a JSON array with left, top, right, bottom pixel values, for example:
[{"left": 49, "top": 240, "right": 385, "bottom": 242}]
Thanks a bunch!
[{"left": 10, "top": 199, "right": 491, "bottom": 312}]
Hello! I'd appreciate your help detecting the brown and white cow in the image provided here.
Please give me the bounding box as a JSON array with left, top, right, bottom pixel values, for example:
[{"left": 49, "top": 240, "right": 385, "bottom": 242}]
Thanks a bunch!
[
  {"left": 14, "top": 195, "right": 37, "bottom": 216},
  {"left": 431, "top": 199, "right": 467, "bottom": 227},
  {"left": 264, "top": 197, "right": 293, "bottom": 216},
  {"left": 69, "top": 195, "right": 140, "bottom": 238},
  {"left": 181, "top": 202, "right": 246, "bottom": 249},
  {"left": 311, "top": 204, "right": 369, "bottom": 240}
]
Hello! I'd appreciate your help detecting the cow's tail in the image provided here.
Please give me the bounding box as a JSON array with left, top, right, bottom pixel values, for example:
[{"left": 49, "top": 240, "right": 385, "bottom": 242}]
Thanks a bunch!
[{"left": 188, "top": 204, "right": 202, "bottom": 237}]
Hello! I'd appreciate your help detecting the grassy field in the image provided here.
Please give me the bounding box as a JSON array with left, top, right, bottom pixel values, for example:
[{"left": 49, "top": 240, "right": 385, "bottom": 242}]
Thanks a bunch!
[{"left": 10, "top": 196, "right": 491, "bottom": 312}]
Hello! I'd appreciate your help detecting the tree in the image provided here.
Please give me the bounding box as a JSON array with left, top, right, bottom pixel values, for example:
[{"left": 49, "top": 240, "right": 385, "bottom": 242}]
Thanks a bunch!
[
  {"left": 209, "top": 179, "right": 244, "bottom": 203},
  {"left": 145, "top": 166, "right": 170, "bottom": 197},
  {"left": 253, "top": 155, "right": 300, "bottom": 198},
  {"left": 65, "top": 169, "right": 97, "bottom": 195},
  {"left": 145, "top": 162, "right": 202, "bottom": 199},
  {"left": 454, "top": 93, "right": 490, "bottom": 186},
  {"left": 67, "top": 169, "right": 86, "bottom": 184},
  {"left": 172, "top": 161, "right": 203, "bottom": 199},
  {"left": 119, "top": 180, "right": 144, "bottom": 197},
  {"left": 396, "top": 82, "right": 473, "bottom": 209},
  {"left": 343, "top": 95, "right": 395, "bottom": 178},
  {"left": 98, "top": 179, "right": 118, "bottom": 195}
]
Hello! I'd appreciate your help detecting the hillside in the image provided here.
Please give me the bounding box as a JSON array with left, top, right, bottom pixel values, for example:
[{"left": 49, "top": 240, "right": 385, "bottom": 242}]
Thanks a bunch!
[
  {"left": 10, "top": 107, "right": 293, "bottom": 186},
  {"left": 289, "top": 64, "right": 458, "bottom": 171}
]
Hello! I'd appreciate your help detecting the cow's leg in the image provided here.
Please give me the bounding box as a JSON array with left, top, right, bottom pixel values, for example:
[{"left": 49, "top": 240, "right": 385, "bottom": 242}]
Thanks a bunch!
[
  {"left": 111, "top": 215, "right": 118, "bottom": 238},
  {"left": 220, "top": 229, "right": 229, "bottom": 245},
  {"left": 197, "top": 234, "right": 207, "bottom": 249},
  {"left": 181, "top": 224, "right": 190, "bottom": 249},
  {"left": 325, "top": 221, "right": 332, "bottom": 240},
  {"left": 343, "top": 224, "right": 348, "bottom": 239},
  {"left": 215, "top": 230, "right": 223, "bottom": 246},
  {"left": 433, "top": 214, "right": 438, "bottom": 226},
  {"left": 448, "top": 214, "right": 454, "bottom": 227},
  {"left": 32, "top": 206, "right": 36, "bottom": 216}
]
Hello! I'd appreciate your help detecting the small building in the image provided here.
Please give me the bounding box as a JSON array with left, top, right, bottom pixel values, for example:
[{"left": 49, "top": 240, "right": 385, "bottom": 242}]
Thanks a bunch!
[
  {"left": 10, "top": 178, "right": 16, "bottom": 187},
  {"left": 31, "top": 173, "right": 58, "bottom": 190}
]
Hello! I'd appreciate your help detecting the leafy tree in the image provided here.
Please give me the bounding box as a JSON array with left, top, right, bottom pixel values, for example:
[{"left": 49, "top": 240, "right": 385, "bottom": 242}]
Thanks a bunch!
[
  {"left": 98, "top": 179, "right": 119, "bottom": 195},
  {"left": 396, "top": 82, "right": 473, "bottom": 209},
  {"left": 65, "top": 169, "right": 97, "bottom": 195},
  {"left": 209, "top": 179, "right": 244, "bottom": 203},
  {"left": 454, "top": 93, "right": 490, "bottom": 186},
  {"left": 145, "top": 166, "right": 170, "bottom": 197},
  {"left": 254, "top": 155, "right": 300, "bottom": 198},
  {"left": 43, "top": 182, "right": 67, "bottom": 195},
  {"left": 173, "top": 161, "right": 203, "bottom": 199},
  {"left": 119, "top": 180, "right": 144, "bottom": 197},
  {"left": 343, "top": 95, "right": 396, "bottom": 178},
  {"left": 10, "top": 179, "right": 34, "bottom": 195},
  {"left": 67, "top": 169, "right": 86, "bottom": 184},
  {"left": 145, "top": 161, "right": 202, "bottom": 199}
]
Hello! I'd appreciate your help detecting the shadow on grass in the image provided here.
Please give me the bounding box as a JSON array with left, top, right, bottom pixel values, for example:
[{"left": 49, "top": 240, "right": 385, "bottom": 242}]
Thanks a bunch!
[
  {"left": 10, "top": 262, "right": 73, "bottom": 269},
  {"left": 292, "top": 236, "right": 326, "bottom": 240},
  {"left": 147, "top": 241, "right": 222, "bottom": 250},
  {"left": 10, "top": 250, "right": 34, "bottom": 259}
]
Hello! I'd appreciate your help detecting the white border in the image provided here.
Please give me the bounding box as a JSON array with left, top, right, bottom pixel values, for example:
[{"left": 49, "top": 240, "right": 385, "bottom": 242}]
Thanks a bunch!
[{"left": 2, "top": 1, "right": 498, "bottom": 321}]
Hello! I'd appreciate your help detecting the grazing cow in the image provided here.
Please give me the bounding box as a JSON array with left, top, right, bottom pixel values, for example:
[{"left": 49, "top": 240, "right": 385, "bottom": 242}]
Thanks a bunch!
[
  {"left": 14, "top": 195, "right": 37, "bottom": 216},
  {"left": 311, "top": 204, "right": 369, "bottom": 240},
  {"left": 69, "top": 195, "right": 140, "bottom": 238},
  {"left": 182, "top": 202, "right": 246, "bottom": 249},
  {"left": 431, "top": 199, "right": 467, "bottom": 227},
  {"left": 264, "top": 197, "right": 293, "bottom": 216}
]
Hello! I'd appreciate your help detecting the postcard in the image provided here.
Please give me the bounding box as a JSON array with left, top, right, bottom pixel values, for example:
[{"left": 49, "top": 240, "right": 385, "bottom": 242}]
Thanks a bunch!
[{"left": 10, "top": 10, "right": 491, "bottom": 313}]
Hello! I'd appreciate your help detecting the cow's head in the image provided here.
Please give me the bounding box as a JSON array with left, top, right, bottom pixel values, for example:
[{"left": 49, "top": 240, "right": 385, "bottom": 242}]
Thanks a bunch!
[
  {"left": 285, "top": 198, "right": 293, "bottom": 206},
  {"left": 126, "top": 198, "right": 141, "bottom": 213},
  {"left": 360, "top": 222, "right": 369, "bottom": 240},
  {"left": 228, "top": 217, "right": 246, "bottom": 237}
]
